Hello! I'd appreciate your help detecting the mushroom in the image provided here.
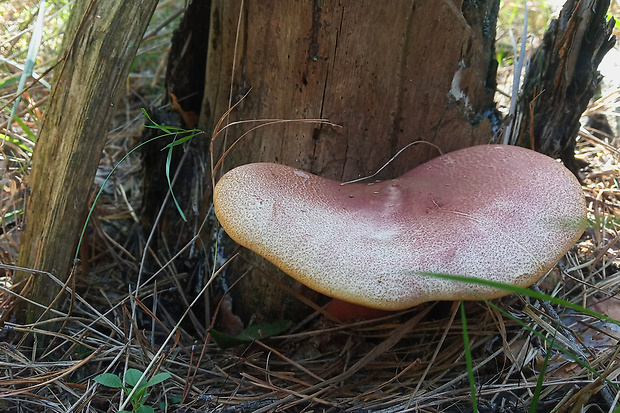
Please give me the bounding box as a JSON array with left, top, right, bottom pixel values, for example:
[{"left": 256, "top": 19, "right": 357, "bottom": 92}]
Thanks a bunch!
[{"left": 213, "top": 145, "right": 586, "bottom": 311}]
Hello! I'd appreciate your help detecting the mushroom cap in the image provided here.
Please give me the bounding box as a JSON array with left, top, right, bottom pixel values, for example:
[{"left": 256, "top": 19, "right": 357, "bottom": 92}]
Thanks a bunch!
[{"left": 213, "top": 145, "right": 586, "bottom": 310}]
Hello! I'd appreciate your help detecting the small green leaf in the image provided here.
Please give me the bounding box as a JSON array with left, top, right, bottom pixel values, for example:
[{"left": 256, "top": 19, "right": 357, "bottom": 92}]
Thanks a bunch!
[
  {"left": 124, "top": 369, "right": 146, "bottom": 388},
  {"left": 209, "top": 320, "right": 291, "bottom": 349},
  {"left": 93, "top": 373, "right": 123, "bottom": 388},
  {"left": 145, "top": 372, "right": 171, "bottom": 387},
  {"left": 238, "top": 320, "right": 291, "bottom": 341},
  {"left": 73, "top": 345, "right": 93, "bottom": 358},
  {"left": 136, "top": 405, "right": 155, "bottom": 413},
  {"left": 160, "top": 396, "right": 182, "bottom": 410},
  {"left": 209, "top": 329, "right": 247, "bottom": 349}
]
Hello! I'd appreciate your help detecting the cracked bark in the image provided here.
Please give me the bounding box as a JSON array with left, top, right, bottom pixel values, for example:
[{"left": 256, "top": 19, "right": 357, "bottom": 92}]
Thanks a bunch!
[{"left": 512, "top": 0, "right": 615, "bottom": 174}]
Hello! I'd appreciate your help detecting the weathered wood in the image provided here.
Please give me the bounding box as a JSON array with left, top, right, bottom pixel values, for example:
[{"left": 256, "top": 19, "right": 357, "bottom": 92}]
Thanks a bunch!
[
  {"left": 200, "top": 0, "right": 500, "bottom": 322},
  {"left": 14, "top": 0, "right": 158, "bottom": 322},
  {"left": 513, "top": 0, "right": 615, "bottom": 173}
]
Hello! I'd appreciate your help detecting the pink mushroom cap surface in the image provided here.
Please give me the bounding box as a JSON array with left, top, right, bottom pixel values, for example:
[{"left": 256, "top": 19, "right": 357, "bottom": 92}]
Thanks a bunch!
[{"left": 213, "top": 144, "right": 586, "bottom": 311}]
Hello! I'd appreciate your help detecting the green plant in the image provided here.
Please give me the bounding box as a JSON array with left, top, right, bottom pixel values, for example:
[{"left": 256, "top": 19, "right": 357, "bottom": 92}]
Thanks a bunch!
[
  {"left": 94, "top": 368, "right": 171, "bottom": 413},
  {"left": 461, "top": 302, "right": 478, "bottom": 413},
  {"left": 451, "top": 272, "right": 619, "bottom": 412},
  {"left": 530, "top": 335, "right": 555, "bottom": 413},
  {"left": 423, "top": 271, "right": 620, "bottom": 392},
  {"left": 159, "top": 396, "right": 182, "bottom": 411},
  {"left": 74, "top": 108, "right": 203, "bottom": 260},
  {"left": 209, "top": 319, "right": 291, "bottom": 349}
]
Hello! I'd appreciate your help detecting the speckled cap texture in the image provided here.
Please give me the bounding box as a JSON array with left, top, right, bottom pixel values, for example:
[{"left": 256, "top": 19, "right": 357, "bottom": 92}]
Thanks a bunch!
[{"left": 214, "top": 145, "right": 586, "bottom": 310}]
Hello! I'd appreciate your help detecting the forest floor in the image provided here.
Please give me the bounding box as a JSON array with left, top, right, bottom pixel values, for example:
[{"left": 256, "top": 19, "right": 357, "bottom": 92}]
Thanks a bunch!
[{"left": 2, "top": 1, "right": 620, "bottom": 412}]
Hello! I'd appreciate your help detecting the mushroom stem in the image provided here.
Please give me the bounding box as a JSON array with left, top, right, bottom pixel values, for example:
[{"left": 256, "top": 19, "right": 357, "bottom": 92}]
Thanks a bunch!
[{"left": 324, "top": 298, "right": 394, "bottom": 322}]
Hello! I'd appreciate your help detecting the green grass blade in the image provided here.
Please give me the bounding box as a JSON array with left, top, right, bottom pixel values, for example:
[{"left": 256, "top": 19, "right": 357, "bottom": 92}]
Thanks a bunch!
[
  {"left": 461, "top": 302, "right": 478, "bottom": 413},
  {"left": 75, "top": 134, "right": 171, "bottom": 261},
  {"left": 530, "top": 335, "right": 555, "bottom": 413},
  {"left": 2, "top": 105, "right": 36, "bottom": 144},
  {"left": 165, "top": 134, "right": 187, "bottom": 222},
  {"left": 75, "top": 109, "right": 205, "bottom": 260},
  {"left": 141, "top": 108, "right": 202, "bottom": 147},
  {"left": 2, "top": 208, "right": 24, "bottom": 223},
  {"left": 418, "top": 272, "right": 620, "bottom": 327},
  {"left": 421, "top": 272, "right": 620, "bottom": 392},
  {"left": 10, "top": 114, "right": 36, "bottom": 143},
  {"left": 0, "top": 58, "right": 51, "bottom": 90},
  {"left": 142, "top": 108, "right": 175, "bottom": 134},
  {"left": 0, "top": 133, "right": 32, "bottom": 153},
  {"left": 485, "top": 300, "right": 619, "bottom": 391},
  {"left": 5, "top": 0, "right": 46, "bottom": 139},
  {"left": 161, "top": 130, "right": 203, "bottom": 148}
]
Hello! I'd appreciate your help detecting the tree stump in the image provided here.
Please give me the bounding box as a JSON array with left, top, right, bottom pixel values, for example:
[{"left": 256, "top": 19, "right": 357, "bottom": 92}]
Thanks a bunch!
[{"left": 200, "top": 0, "right": 500, "bottom": 323}]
